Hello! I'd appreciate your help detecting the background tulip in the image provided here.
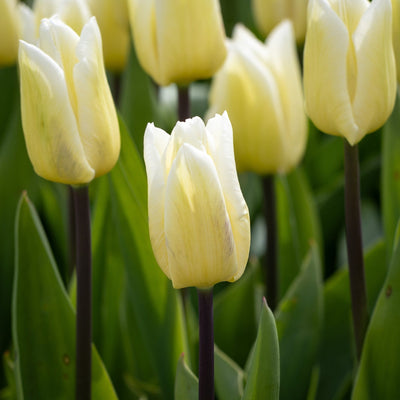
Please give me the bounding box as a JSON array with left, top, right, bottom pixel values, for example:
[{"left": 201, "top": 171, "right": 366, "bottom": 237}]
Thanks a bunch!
[
  {"left": 144, "top": 112, "right": 250, "bottom": 289},
  {"left": 251, "top": 0, "right": 308, "bottom": 44},
  {"left": 304, "top": 0, "right": 397, "bottom": 145},
  {"left": 18, "top": 16, "right": 120, "bottom": 185},
  {"left": 392, "top": 0, "right": 400, "bottom": 82},
  {"left": 208, "top": 21, "right": 307, "bottom": 175},
  {"left": 0, "top": 0, "right": 20, "bottom": 66},
  {"left": 32, "top": 0, "right": 91, "bottom": 36},
  {"left": 87, "top": 0, "right": 130, "bottom": 72},
  {"left": 128, "top": 0, "right": 227, "bottom": 86}
]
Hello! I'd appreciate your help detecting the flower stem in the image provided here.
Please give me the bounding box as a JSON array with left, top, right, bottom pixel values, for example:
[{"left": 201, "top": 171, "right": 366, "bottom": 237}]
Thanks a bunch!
[
  {"left": 72, "top": 185, "right": 92, "bottom": 400},
  {"left": 68, "top": 186, "right": 76, "bottom": 279},
  {"left": 344, "top": 140, "right": 368, "bottom": 360},
  {"left": 178, "top": 86, "right": 190, "bottom": 121},
  {"left": 263, "top": 175, "right": 278, "bottom": 311},
  {"left": 197, "top": 288, "right": 214, "bottom": 400}
]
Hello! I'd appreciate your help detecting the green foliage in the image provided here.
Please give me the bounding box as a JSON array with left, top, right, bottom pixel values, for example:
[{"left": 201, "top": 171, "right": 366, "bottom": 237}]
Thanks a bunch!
[
  {"left": 174, "top": 356, "right": 198, "bottom": 400},
  {"left": 13, "top": 193, "right": 117, "bottom": 399}
]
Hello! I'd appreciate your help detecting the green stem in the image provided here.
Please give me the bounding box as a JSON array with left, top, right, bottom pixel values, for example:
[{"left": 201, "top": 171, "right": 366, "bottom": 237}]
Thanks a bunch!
[
  {"left": 197, "top": 288, "right": 214, "bottom": 400},
  {"left": 178, "top": 86, "right": 190, "bottom": 121},
  {"left": 263, "top": 175, "right": 278, "bottom": 310},
  {"left": 344, "top": 140, "right": 368, "bottom": 360},
  {"left": 72, "top": 185, "right": 92, "bottom": 400}
]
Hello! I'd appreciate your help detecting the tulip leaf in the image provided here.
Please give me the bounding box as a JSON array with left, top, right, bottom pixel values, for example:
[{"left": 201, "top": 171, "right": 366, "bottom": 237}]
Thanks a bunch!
[
  {"left": 214, "top": 346, "right": 244, "bottom": 400},
  {"left": 174, "top": 355, "right": 198, "bottom": 400},
  {"left": 107, "top": 116, "right": 189, "bottom": 399},
  {"left": 276, "top": 167, "right": 323, "bottom": 299},
  {"left": 242, "top": 298, "right": 280, "bottom": 400},
  {"left": 13, "top": 193, "right": 117, "bottom": 399},
  {"left": 275, "top": 244, "right": 323, "bottom": 400},
  {"left": 382, "top": 93, "right": 400, "bottom": 255},
  {"left": 214, "top": 264, "right": 260, "bottom": 366},
  {"left": 316, "top": 240, "right": 387, "bottom": 400},
  {"left": 352, "top": 234, "right": 400, "bottom": 399}
]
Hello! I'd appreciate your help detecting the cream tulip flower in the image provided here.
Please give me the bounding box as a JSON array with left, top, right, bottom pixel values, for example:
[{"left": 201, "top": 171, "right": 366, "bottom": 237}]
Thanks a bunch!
[
  {"left": 208, "top": 21, "right": 307, "bottom": 175},
  {"left": 18, "top": 17, "right": 120, "bottom": 184},
  {"left": 87, "top": 0, "right": 129, "bottom": 71},
  {"left": 392, "top": 0, "right": 400, "bottom": 82},
  {"left": 144, "top": 112, "right": 250, "bottom": 289},
  {"left": 0, "top": 0, "right": 20, "bottom": 65},
  {"left": 252, "top": 0, "right": 308, "bottom": 44},
  {"left": 33, "top": 0, "right": 91, "bottom": 36},
  {"left": 128, "top": 0, "right": 227, "bottom": 86},
  {"left": 304, "top": 0, "right": 397, "bottom": 145}
]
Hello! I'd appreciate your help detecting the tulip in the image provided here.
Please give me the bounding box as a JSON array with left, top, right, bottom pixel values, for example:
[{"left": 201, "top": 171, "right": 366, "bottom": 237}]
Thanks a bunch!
[
  {"left": 87, "top": 0, "right": 129, "bottom": 72},
  {"left": 208, "top": 21, "right": 307, "bottom": 175},
  {"left": 18, "top": 16, "right": 120, "bottom": 185},
  {"left": 251, "top": 0, "right": 308, "bottom": 44},
  {"left": 304, "top": 0, "right": 397, "bottom": 145},
  {"left": 32, "top": 0, "right": 91, "bottom": 36},
  {"left": 144, "top": 112, "right": 250, "bottom": 289},
  {"left": 0, "top": 0, "right": 20, "bottom": 66},
  {"left": 128, "top": 0, "right": 227, "bottom": 86},
  {"left": 392, "top": 0, "right": 400, "bottom": 82}
]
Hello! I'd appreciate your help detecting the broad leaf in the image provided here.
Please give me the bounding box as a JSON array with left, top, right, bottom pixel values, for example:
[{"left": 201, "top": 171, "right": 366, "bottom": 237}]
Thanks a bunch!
[{"left": 174, "top": 355, "right": 198, "bottom": 400}]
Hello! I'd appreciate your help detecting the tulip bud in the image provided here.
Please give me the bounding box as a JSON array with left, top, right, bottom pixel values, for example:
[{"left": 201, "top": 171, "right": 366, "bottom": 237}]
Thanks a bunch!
[
  {"left": 128, "top": 0, "right": 227, "bottom": 86},
  {"left": 144, "top": 112, "right": 250, "bottom": 289},
  {"left": 251, "top": 0, "right": 308, "bottom": 44},
  {"left": 18, "top": 17, "right": 120, "bottom": 185},
  {"left": 33, "top": 0, "right": 91, "bottom": 36},
  {"left": 304, "top": 0, "right": 397, "bottom": 145},
  {"left": 208, "top": 22, "right": 307, "bottom": 175},
  {"left": 392, "top": 0, "right": 400, "bottom": 82},
  {"left": 87, "top": 0, "right": 130, "bottom": 72},
  {"left": 0, "top": 0, "right": 20, "bottom": 66}
]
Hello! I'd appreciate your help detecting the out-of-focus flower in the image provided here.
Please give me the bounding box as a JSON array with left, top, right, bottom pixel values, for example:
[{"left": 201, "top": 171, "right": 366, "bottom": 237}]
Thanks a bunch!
[
  {"left": 304, "top": 0, "right": 396, "bottom": 145},
  {"left": 128, "top": 0, "right": 227, "bottom": 86},
  {"left": 33, "top": 0, "right": 91, "bottom": 36},
  {"left": 87, "top": 0, "right": 129, "bottom": 71},
  {"left": 208, "top": 22, "right": 307, "bottom": 175},
  {"left": 144, "top": 112, "right": 250, "bottom": 289},
  {"left": 0, "top": 0, "right": 21, "bottom": 65},
  {"left": 392, "top": 0, "right": 400, "bottom": 82},
  {"left": 251, "top": 0, "right": 308, "bottom": 44},
  {"left": 18, "top": 17, "right": 120, "bottom": 184}
]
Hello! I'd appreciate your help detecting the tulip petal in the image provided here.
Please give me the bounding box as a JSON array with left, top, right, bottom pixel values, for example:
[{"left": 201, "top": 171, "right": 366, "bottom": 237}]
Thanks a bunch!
[
  {"left": 19, "top": 3, "right": 36, "bottom": 44},
  {"left": 164, "top": 144, "right": 238, "bottom": 289},
  {"left": 18, "top": 41, "right": 94, "bottom": 184},
  {"left": 304, "top": 0, "right": 358, "bottom": 139},
  {"left": 266, "top": 20, "right": 307, "bottom": 170},
  {"left": 144, "top": 123, "right": 171, "bottom": 279},
  {"left": 74, "top": 17, "right": 120, "bottom": 177},
  {"left": 155, "top": 0, "right": 227, "bottom": 85},
  {"left": 0, "top": 0, "right": 20, "bottom": 65},
  {"left": 205, "top": 112, "right": 250, "bottom": 281},
  {"left": 351, "top": 0, "right": 396, "bottom": 143}
]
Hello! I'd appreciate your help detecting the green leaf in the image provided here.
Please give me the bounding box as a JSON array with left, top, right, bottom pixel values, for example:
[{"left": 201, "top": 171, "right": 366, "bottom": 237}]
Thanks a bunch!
[
  {"left": 214, "top": 346, "right": 244, "bottom": 400},
  {"left": 382, "top": 92, "right": 400, "bottom": 255},
  {"left": 316, "top": 240, "right": 387, "bottom": 400},
  {"left": 214, "top": 264, "right": 260, "bottom": 366},
  {"left": 276, "top": 168, "right": 323, "bottom": 299},
  {"left": 275, "top": 244, "right": 323, "bottom": 400},
  {"left": 242, "top": 298, "right": 280, "bottom": 400},
  {"left": 174, "top": 355, "right": 198, "bottom": 400},
  {"left": 352, "top": 235, "right": 400, "bottom": 399},
  {"left": 108, "top": 116, "right": 189, "bottom": 399},
  {"left": 13, "top": 193, "right": 117, "bottom": 399}
]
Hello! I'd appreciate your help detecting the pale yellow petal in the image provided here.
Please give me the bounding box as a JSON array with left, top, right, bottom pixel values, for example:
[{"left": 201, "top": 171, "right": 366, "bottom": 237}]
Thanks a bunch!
[
  {"left": 19, "top": 4, "right": 36, "bottom": 44},
  {"left": 304, "top": 0, "right": 358, "bottom": 139},
  {"left": 266, "top": 20, "right": 307, "bottom": 171},
  {"left": 392, "top": 0, "right": 400, "bottom": 82},
  {"left": 0, "top": 0, "right": 20, "bottom": 65},
  {"left": 251, "top": 0, "right": 284, "bottom": 38},
  {"left": 154, "top": 0, "right": 227, "bottom": 85},
  {"left": 74, "top": 17, "right": 120, "bottom": 177},
  {"left": 351, "top": 0, "right": 396, "bottom": 143},
  {"left": 19, "top": 41, "right": 94, "bottom": 184},
  {"left": 165, "top": 144, "right": 238, "bottom": 289},
  {"left": 205, "top": 112, "right": 250, "bottom": 281},
  {"left": 144, "top": 123, "right": 171, "bottom": 279}
]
